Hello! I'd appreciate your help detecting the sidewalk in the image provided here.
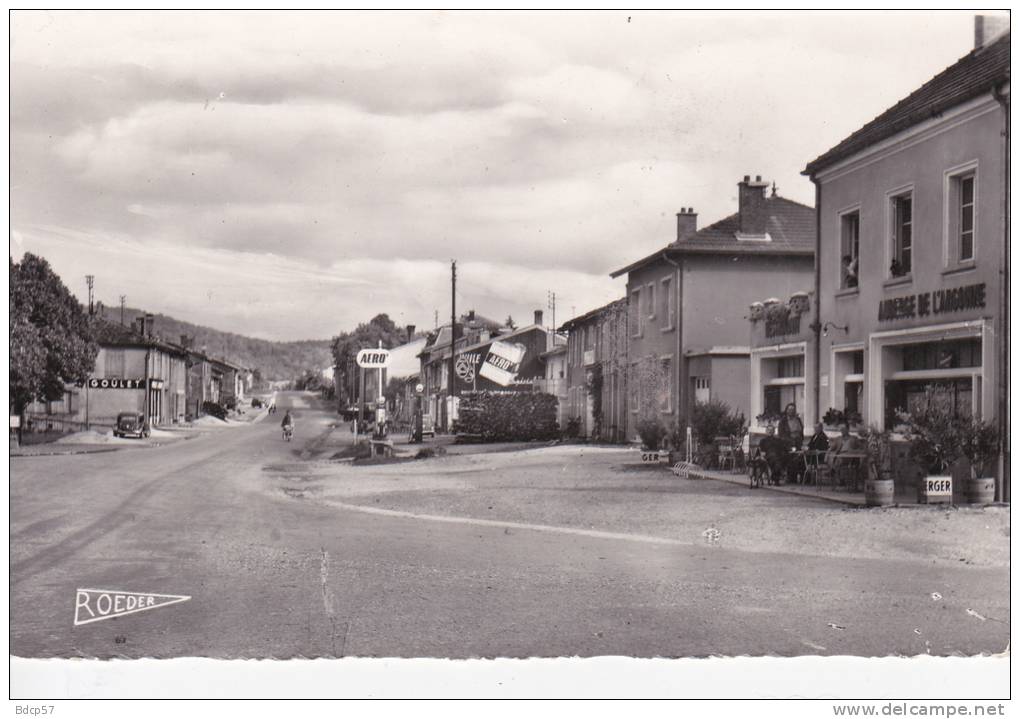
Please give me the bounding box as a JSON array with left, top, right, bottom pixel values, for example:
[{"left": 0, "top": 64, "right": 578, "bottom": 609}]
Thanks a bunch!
[{"left": 688, "top": 466, "right": 867, "bottom": 507}]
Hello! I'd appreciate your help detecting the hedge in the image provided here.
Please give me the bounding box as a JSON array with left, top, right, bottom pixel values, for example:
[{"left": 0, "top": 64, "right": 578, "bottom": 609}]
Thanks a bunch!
[{"left": 454, "top": 391, "right": 560, "bottom": 443}]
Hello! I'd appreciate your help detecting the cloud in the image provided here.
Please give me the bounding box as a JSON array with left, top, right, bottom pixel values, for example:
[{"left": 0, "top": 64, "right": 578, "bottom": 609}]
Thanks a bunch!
[{"left": 10, "top": 11, "right": 976, "bottom": 339}]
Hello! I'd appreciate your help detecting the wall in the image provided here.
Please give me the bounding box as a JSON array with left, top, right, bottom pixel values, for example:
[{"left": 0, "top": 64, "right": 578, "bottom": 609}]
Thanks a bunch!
[{"left": 709, "top": 355, "right": 752, "bottom": 420}]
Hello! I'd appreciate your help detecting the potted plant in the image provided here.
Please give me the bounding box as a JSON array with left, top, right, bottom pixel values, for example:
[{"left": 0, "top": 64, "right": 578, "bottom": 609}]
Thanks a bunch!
[
  {"left": 960, "top": 419, "right": 999, "bottom": 504},
  {"left": 863, "top": 427, "right": 895, "bottom": 507},
  {"left": 822, "top": 407, "right": 845, "bottom": 429},
  {"left": 902, "top": 389, "right": 965, "bottom": 505}
]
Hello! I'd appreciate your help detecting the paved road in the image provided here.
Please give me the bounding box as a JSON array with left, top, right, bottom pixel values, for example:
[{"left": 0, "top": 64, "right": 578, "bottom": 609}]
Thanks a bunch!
[{"left": 10, "top": 392, "right": 1010, "bottom": 658}]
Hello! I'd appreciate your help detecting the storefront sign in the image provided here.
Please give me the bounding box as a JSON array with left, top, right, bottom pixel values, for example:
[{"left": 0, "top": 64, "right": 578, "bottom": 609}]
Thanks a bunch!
[
  {"left": 454, "top": 353, "right": 482, "bottom": 382},
  {"left": 878, "top": 283, "right": 986, "bottom": 322},
  {"left": 479, "top": 341, "right": 527, "bottom": 386},
  {"left": 149, "top": 379, "right": 165, "bottom": 389},
  {"left": 920, "top": 475, "right": 952, "bottom": 504},
  {"left": 640, "top": 451, "right": 669, "bottom": 463},
  {"left": 356, "top": 349, "right": 391, "bottom": 369},
  {"left": 765, "top": 315, "right": 801, "bottom": 338},
  {"left": 88, "top": 378, "right": 145, "bottom": 389}
]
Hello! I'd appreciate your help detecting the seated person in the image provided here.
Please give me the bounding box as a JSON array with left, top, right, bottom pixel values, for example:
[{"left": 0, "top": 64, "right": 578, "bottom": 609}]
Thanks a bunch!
[
  {"left": 807, "top": 422, "right": 830, "bottom": 453},
  {"left": 756, "top": 425, "right": 788, "bottom": 483},
  {"left": 827, "top": 424, "right": 863, "bottom": 486}
]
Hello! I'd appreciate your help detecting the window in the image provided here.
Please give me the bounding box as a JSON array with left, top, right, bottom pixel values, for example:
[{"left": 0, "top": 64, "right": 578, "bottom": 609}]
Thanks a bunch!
[
  {"left": 948, "top": 172, "right": 977, "bottom": 262},
  {"left": 776, "top": 355, "right": 804, "bottom": 378},
  {"left": 890, "top": 193, "right": 912, "bottom": 277},
  {"left": 646, "top": 283, "right": 656, "bottom": 320},
  {"left": 105, "top": 349, "right": 126, "bottom": 378},
  {"left": 630, "top": 290, "right": 642, "bottom": 337},
  {"left": 629, "top": 363, "right": 639, "bottom": 412},
  {"left": 659, "top": 357, "right": 673, "bottom": 412},
  {"left": 839, "top": 210, "right": 860, "bottom": 289},
  {"left": 851, "top": 351, "right": 864, "bottom": 374},
  {"left": 901, "top": 339, "right": 982, "bottom": 371},
  {"left": 660, "top": 276, "right": 674, "bottom": 330}
]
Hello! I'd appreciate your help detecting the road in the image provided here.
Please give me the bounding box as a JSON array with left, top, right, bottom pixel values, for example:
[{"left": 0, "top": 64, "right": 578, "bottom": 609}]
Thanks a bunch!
[{"left": 10, "top": 392, "right": 1010, "bottom": 659}]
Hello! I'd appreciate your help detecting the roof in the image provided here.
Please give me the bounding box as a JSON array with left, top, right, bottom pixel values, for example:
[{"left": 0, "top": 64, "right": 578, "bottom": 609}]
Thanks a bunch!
[
  {"left": 804, "top": 33, "right": 1010, "bottom": 175},
  {"left": 386, "top": 338, "right": 428, "bottom": 379},
  {"left": 93, "top": 319, "right": 188, "bottom": 356},
  {"left": 610, "top": 195, "right": 815, "bottom": 278},
  {"left": 560, "top": 297, "right": 628, "bottom": 331}
]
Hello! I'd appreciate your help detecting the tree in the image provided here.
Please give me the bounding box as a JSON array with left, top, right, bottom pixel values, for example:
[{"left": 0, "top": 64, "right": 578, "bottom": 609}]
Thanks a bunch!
[
  {"left": 330, "top": 313, "right": 407, "bottom": 406},
  {"left": 10, "top": 254, "right": 99, "bottom": 413}
]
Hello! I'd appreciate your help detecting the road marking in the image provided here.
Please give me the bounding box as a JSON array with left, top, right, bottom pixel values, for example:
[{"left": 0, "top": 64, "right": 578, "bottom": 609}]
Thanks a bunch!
[{"left": 325, "top": 500, "right": 693, "bottom": 546}]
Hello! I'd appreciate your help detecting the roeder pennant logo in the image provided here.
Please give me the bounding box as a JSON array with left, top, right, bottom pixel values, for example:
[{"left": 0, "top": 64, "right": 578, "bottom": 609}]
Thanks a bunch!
[{"left": 74, "top": 588, "right": 191, "bottom": 626}]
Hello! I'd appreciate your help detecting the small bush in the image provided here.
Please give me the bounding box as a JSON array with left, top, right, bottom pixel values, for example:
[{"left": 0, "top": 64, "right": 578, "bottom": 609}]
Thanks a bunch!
[
  {"left": 202, "top": 401, "right": 228, "bottom": 421},
  {"left": 563, "top": 416, "right": 582, "bottom": 439},
  {"left": 690, "top": 399, "right": 746, "bottom": 446},
  {"left": 636, "top": 416, "right": 666, "bottom": 451}
]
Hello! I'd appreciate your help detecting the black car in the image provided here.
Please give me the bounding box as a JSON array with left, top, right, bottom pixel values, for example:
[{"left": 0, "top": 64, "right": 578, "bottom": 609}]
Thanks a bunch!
[{"left": 114, "top": 411, "right": 150, "bottom": 439}]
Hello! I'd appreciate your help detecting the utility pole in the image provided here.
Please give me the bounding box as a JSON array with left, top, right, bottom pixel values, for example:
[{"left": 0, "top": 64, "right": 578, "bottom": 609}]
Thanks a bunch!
[
  {"left": 434, "top": 309, "right": 439, "bottom": 329},
  {"left": 85, "top": 275, "right": 95, "bottom": 316},
  {"left": 547, "top": 290, "right": 556, "bottom": 331},
  {"left": 449, "top": 261, "right": 457, "bottom": 423},
  {"left": 119, "top": 295, "right": 126, "bottom": 325}
]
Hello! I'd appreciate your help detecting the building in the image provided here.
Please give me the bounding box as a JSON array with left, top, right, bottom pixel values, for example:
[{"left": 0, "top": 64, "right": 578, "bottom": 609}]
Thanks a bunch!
[
  {"left": 25, "top": 315, "right": 190, "bottom": 433},
  {"left": 802, "top": 24, "right": 1010, "bottom": 501},
  {"left": 537, "top": 343, "right": 569, "bottom": 429},
  {"left": 419, "top": 310, "right": 560, "bottom": 431},
  {"left": 610, "top": 176, "right": 816, "bottom": 440},
  {"left": 560, "top": 298, "right": 629, "bottom": 441}
]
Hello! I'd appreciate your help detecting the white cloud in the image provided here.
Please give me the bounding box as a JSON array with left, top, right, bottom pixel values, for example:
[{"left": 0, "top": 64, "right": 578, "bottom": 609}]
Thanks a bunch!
[{"left": 10, "top": 11, "right": 977, "bottom": 340}]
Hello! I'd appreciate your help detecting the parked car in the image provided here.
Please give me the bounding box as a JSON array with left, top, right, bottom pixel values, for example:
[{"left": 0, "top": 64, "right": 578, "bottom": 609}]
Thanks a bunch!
[
  {"left": 251, "top": 398, "right": 263, "bottom": 408},
  {"left": 114, "top": 411, "right": 149, "bottom": 439}
]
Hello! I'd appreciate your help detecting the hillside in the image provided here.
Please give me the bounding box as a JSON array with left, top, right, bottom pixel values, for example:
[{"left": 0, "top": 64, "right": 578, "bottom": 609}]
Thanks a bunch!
[{"left": 101, "top": 305, "right": 332, "bottom": 381}]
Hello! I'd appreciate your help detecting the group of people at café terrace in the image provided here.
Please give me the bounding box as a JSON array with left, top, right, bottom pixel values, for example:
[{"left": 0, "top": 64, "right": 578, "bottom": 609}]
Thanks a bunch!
[{"left": 755, "top": 404, "right": 863, "bottom": 487}]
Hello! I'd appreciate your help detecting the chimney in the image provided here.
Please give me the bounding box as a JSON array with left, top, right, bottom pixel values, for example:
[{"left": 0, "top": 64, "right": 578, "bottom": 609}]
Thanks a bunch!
[
  {"left": 738, "top": 174, "right": 769, "bottom": 237},
  {"left": 136, "top": 316, "right": 146, "bottom": 336},
  {"left": 974, "top": 14, "right": 1009, "bottom": 49},
  {"left": 180, "top": 334, "right": 191, "bottom": 349},
  {"left": 675, "top": 207, "right": 698, "bottom": 241},
  {"left": 467, "top": 310, "right": 476, "bottom": 322},
  {"left": 534, "top": 309, "right": 544, "bottom": 326},
  {"left": 145, "top": 313, "right": 155, "bottom": 338}
]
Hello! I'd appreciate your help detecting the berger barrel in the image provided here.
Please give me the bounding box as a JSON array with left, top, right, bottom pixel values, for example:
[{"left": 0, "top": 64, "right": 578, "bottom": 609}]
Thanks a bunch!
[
  {"left": 966, "top": 476, "right": 995, "bottom": 504},
  {"left": 865, "top": 476, "right": 895, "bottom": 507}
]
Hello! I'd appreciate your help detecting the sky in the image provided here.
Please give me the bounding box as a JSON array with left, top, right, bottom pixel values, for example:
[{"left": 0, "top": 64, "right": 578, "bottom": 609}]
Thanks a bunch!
[{"left": 10, "top": 11, "right": 979, "bottom": 341}]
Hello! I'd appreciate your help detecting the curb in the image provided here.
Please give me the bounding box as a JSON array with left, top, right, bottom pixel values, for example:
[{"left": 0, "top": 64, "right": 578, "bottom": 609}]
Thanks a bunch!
[
  {"left": 10, "top": 431, "right": 201, "bottom": 458},
  {"left": 683, "top": 468, "right": 866, "bottom": 508}
]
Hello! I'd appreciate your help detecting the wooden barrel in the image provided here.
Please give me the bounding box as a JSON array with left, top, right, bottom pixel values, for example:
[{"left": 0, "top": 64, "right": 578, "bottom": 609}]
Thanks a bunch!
[
  {"left": 966, "top": 476, "right": 996, "bottom": 504},
  {"left": 865, "top": 476, "right": 895, "bottom": 507}
]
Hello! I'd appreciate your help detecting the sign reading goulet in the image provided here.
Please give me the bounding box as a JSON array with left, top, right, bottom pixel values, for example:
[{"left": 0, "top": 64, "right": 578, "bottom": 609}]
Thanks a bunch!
[
  {"left": 878, "top": 282, "right": 986, "bottom": 322},
  {"left": 356, "top": 348, "right": 391, "bottom": 369},
  {"left": 88, "top": 378, "right": 145, "bottom": 389}
]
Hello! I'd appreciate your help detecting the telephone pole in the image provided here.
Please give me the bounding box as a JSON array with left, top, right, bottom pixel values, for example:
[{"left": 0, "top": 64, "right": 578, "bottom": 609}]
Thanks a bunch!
[
  {"left": 119, "top": 295, "right": 127, "bottom": 325},
  {"left": 85, "top": 275, "right": 95, "bottom": 315},
  {"left": 449, "top": 261, "right": 457, "bottom": 408},
  {"left": 547, "top": 290, "right": 556, "bottom": 331}
]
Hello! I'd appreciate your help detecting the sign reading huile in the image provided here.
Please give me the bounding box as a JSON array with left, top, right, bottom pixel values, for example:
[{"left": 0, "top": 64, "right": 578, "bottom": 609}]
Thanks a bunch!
[{"left": 478, "top": 341, "right": 526, "bottom": 386}]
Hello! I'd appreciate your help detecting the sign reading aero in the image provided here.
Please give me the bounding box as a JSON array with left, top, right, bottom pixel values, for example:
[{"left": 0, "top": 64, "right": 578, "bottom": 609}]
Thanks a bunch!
[{"left": 356, "top": 348, "right": 391, "bottom": 369}]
